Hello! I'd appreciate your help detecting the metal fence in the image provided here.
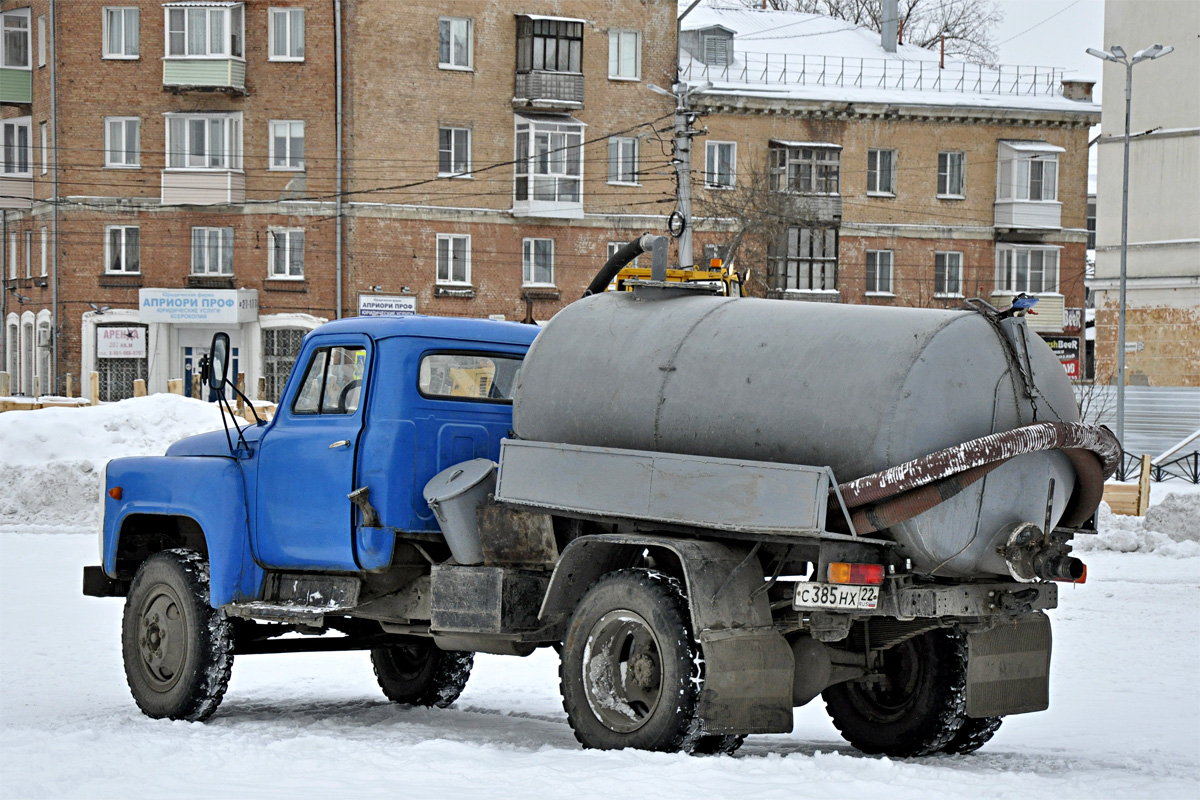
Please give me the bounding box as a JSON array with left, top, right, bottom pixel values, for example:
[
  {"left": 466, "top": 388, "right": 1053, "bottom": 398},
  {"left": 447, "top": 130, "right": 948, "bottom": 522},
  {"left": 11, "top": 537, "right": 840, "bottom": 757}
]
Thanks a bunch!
[
  {"left": 1076, "top": 385, "right": 1200, "bottom": 483},
  {"left": 680, "top": 53, "right": 1066, "bottom": 98}
]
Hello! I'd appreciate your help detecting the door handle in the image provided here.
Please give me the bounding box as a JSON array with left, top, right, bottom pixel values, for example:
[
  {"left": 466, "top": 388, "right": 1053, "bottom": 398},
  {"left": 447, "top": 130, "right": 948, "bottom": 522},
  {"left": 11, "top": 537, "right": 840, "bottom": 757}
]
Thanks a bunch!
[{"left": 328, "top": 440, "right": 351, "bottom": 449}]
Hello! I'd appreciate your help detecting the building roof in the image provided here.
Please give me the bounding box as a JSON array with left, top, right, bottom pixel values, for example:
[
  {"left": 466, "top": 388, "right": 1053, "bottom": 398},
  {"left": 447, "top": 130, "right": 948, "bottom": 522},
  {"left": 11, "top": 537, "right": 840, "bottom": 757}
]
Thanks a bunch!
[{"left": 681, "top": 5, "right": 1098, "bottom": 117}]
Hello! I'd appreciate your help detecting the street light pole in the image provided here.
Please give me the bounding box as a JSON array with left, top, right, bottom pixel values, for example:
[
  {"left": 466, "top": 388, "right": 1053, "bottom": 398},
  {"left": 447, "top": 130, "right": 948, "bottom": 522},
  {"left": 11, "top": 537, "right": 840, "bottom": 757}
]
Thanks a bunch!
[{"left": 1086, "top": 43, "right": 1173, "bottom": 454}]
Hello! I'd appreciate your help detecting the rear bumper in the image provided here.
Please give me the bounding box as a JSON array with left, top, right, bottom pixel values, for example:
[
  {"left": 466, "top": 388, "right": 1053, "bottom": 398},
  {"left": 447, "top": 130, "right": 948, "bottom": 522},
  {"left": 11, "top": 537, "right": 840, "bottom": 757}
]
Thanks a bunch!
[{"left": 82, "top": 566, "right": 129, "bottom": 598}]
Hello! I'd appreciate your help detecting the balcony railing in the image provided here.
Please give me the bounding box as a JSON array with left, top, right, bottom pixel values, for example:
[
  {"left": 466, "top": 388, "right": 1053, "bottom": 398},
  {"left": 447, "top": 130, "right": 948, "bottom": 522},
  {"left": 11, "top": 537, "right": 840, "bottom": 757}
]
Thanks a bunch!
[
  {"left": 774, "top": 193, "right": 842, "bottom": 224},
  {"left": 514, "top": 70, "right": 584, "bottom": 108},
  {"left": 163, "top": 59, "right": 246, "bottom": 93},
  {"left": 994, "top": 200, "right": 1062, "bottom": 230},
  {"left": 0, "top": 68, "right": 31, "bottom": 104}
]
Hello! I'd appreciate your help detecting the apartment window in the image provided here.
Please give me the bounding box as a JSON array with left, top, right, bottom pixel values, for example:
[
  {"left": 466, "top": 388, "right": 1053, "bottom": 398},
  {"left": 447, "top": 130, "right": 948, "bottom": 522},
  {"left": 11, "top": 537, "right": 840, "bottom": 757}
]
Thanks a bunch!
[
  {"left": 514, "top": 118, "right": 583, "bottom": 211},
  {"left": 106, "top": 226, "right": 140, "bottom": 274},
  {"left": 934, "top": 252, "right": 963, "bottom": 296},
  {"left": 996, "top": 246, "right": 1060, "bottom": 294},
  {"left": 165, "top": 4, "right": 244, "bottom": 58},
  {"left": 268, "top": 228, "right": 304, "bottom": 279},
  {"left": 867, "top": 149, "right": 895, "bottom": 195},
  {"left": 103, "top": 7, "right": 139, "bottom": 58},
  {"left": 8, "top": 233, "right": 15, "bottom": 278},
  {"left": 39, "top": 121, "right": 46, "bottom": 174},
  {"left": 705, "top": 141, "right": 736, "bottom": 189},
  {"left": 2, "top": 9, "right": 30, "bottom": 69},
  {"left": 770, "top": 144, "right": 841, "bottom": 194},
  {"left": 24, "top": 230, "right": 31, "bottom": 278},
  {"left": 607, "top": 241, "right": 639, "bottom": 269},
  {"left": 608, "top": 137, "right": 638, "bottom": 184},
  {"left": 190, "top": 227, "right": 234, "bottom": 275},
  {"left": 36, "top": 15, "right": 45, "bottom": 67},
  {"left": 39, "top": 227, "right": 46, "bottom": 276},
  {"left": 269, "top": 120, "right": 304, "bottom": 170},
  {"left": 262, "top": 328, "right": 306, "bottom": 403},
  {"left": 516, "top": 17, "right": 583, "bottom": 74},
  {"left": 438, "top": 127, "right": 470, "bottom": 176},
  {"left": 937, "top": 151, "right": 965, "bottom": 197},
  {"left": 166, "top": 114, "right": 242, "bottom": 170},
  {"left": 3, "top": 118, "right": 30, "bottom": 176},
  {"left": 522, "top": 238, "right": 554, "bottom": 286},
  {"left": 105, "top": 117, "right": 140, "bottom": 168},
  {"left": 772, "top": 227, "right": 838, "bottom": 291},
  {"left": 998, "top": 150, "right": 1059, "bottom": 202},
  {"left": 865, "top": 250, "right": 893, "bottom": 294},
  {"left": 438, "top": 17, "right": 472, "bottom": 69},
  {"left": 608, "top": 30, "right": 640, "bottom": 79},
  {"left": 269, "top": 7, "right": 304, "bottom": 61},
  {"left": 436, "top": 234, "right": 470, "bottom": 285}
]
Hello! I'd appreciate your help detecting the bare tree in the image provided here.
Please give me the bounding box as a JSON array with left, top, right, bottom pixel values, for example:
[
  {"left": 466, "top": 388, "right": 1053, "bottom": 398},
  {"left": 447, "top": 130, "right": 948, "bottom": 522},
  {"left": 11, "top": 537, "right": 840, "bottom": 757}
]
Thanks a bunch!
[{"left": 737, "top": 0, "right": 1004, "bottom": 64}]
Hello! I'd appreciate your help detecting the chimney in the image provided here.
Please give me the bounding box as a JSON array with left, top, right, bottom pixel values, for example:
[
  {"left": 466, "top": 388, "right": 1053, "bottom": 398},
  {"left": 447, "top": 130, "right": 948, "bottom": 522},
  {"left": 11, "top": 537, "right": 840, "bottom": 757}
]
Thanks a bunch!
[
  {"left": 1061, "top": 79, "right": 1096, "bottom": 102},
  {"left": 881, "top": 0, "right": 898, "bottom": 53}
]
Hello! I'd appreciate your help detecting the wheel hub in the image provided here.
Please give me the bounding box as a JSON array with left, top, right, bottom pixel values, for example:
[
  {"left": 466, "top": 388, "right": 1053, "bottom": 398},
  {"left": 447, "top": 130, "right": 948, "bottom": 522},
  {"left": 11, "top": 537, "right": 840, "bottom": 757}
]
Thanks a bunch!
[
  {"left": 581, "top": 610, "right": 664, "bottom": 734},
  {"left": 136, "top": 584, "right": 187, "bottom": 691}
]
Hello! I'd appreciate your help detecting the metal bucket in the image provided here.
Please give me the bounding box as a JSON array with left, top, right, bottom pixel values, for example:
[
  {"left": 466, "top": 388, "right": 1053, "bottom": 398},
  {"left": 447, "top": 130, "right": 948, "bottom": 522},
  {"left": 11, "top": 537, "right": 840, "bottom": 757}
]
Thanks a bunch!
[{"left": 423, "top": 459, "right": 496, "bottom": 566}]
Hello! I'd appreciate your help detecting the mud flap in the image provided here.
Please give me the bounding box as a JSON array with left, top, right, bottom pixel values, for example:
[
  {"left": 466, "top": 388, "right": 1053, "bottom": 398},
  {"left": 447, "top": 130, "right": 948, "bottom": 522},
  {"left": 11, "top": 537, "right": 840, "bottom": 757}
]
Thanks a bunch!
[
  {"left": 966, "top": 611, "right": 1052, "bottom": 717},
  {"left": 697, "top": 628, "right": 795, "bottom": 734}
]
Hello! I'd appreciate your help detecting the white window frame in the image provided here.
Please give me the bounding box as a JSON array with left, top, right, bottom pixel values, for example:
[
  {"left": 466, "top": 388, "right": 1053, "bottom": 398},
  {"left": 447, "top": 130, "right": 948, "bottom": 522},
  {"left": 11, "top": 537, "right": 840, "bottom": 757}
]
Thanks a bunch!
[
  {"left": 705, "top": 141, "right": 736, "bottom": 189},
  {"left": 867, "top": 148, "right": 896, "bottom": 196},
  {"left": 39, "top": 121, "right": 46, "bottom": 175},
  {"left": 39, "top": 226, "right": 47, "bottom": 277},
  {"left": 267, "top": 228, "right": 304, "bottom": 280},
  {"left": 103, "top": 7, "right": 139, "bottom": 59},
  {"left": 24, "top": 229, "right": 31, "bottom": 278},
  {"left": 164, "top": 4, "right": 244, "bottom": 59},
  {"left": 165, "top": 112, "right": 242, "bottom": 171},
  {"left": 607, "top": 241, "right": 640, "bottom": 269},
  {"left": 998, "top": 152, "right": 1059, "bottom": 202},
  {"left": 995, "top": 245, "right": 1061, "bottom": 294},
  {"left": 105, "top": 117, "right": 140, "bottom": 168},
  {"left": 522, "top": 238, "right": 555, "bottom": 287},
  {"left": 36, "top": 15, "right": 45, "bottom": 67},
  {"left": 436, "top": 233, "right": 471, "bottom": 286},
  {"left": 105, "top": 225, "right": 140, "bottom": 274},
  {"left": 865, "top": 250, "right": 894, "bottom": 295},
  {"left": 773, "top": 227, "right": 838, "bottom": 292},
  {"left": 607, "top": 136, "right": 638, "bottom": 185},
  {"left": 934, "top": 251, "right": 964, "bottom": 297},
  {"left": 268, "top": 7, "right": 304, "bottom": 61},
  {"left": 608, "top": 30, "right": 640, "bottom": 80},
  {"left": 513, "top": 116, "right": 584, "bottom": 217},
  {"left": 1, "top": 8, "right": 31, "bottom": 70},
  {"left": 770, "top": 145, "right": 841, "bottom": 195},
  {"left": 438, "top": 127, "right": 471, "bottom": 177},
  {"left": 438, "top": 16, "right": 472, "bottom": 70},
  {"left": 190, "top": 226, "right": 234, "bottom": 275},
  {"left": 3, "top": 116, "right": 31, "bottom": 177},
  {"left": 8, "top": 233, "right": 15, "bottom": 278},
  {"left": 937, "top": 151, "right": 965, "bottom": 198},
  {"left": 268, "top": 120, "right": 304, "bottom": 170}
]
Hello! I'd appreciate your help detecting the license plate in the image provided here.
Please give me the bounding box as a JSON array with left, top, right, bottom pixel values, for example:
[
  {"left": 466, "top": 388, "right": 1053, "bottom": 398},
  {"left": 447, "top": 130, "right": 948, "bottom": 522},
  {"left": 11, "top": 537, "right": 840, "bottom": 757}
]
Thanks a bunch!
[{"left": 793, "top": 583, "right": 879, "bottom": 611}]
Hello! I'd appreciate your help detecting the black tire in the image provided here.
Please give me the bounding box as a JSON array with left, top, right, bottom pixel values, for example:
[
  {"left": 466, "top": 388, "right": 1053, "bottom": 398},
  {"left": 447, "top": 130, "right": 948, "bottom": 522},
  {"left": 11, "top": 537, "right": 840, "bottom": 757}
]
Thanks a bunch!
[
  {"left": 371, "top": 637, "right": 473, "bottom": 708},
  {"left": 559, "top": 569, "right": 702, "bottom": 753},
  {"left": 941, "top": 715, "right": 1003, "bottom": 754},
  {"left": 822, "top": 628, "right": 967, "bottom": 757},
  {"left": 121, "top": 549, "right": 234, "bottom": 722}
]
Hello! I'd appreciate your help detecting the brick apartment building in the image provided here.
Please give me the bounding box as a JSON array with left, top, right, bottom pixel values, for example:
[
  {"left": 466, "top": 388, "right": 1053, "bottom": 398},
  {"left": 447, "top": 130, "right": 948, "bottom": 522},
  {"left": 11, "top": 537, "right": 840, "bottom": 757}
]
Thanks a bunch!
[
  {"left": 681, "top": 6, "right": 1099, "bottom": 376},
  {"left": 0, "top": 0, "right": 675, "bottom": 401}
]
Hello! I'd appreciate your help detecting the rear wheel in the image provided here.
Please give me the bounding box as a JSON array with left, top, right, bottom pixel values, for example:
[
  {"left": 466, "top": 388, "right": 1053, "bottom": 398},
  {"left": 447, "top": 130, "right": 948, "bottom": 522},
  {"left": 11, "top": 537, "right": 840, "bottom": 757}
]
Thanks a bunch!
[
  {"left": 940, "top": 715, "right": 1003, "bottom": 754},
  {"left": 121, "top": 549, "right": 233, "bottom": 721},
  {"left": 559, "top": 569, "right": 702, "bottom": 753},
  {"left": 371, "top": 637, "right": 473, "bottom": 708},
  {"left": 822, "top": 628, "right": 967, "bottom": 757}
]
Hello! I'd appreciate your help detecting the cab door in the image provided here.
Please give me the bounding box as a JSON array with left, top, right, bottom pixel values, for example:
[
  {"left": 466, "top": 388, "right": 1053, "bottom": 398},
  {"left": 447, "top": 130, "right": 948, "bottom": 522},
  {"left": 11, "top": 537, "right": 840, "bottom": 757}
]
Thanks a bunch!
[{"left": 254, "top": 336, "right": 370, "bottom": 570}]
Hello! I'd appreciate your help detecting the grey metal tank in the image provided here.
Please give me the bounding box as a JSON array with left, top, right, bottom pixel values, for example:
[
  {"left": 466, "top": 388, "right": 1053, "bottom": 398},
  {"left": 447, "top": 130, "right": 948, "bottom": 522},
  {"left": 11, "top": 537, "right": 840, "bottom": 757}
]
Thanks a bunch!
[{"left": 512, "top": 290, "right": 1082, "bottom": 578}]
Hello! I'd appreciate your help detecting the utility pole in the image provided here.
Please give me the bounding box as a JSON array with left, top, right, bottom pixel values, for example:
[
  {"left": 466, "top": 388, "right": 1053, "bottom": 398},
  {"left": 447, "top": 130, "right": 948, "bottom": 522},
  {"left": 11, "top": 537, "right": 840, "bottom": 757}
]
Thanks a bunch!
[{"left": 670, "top": 83, "right": 707, "bottom": 269}]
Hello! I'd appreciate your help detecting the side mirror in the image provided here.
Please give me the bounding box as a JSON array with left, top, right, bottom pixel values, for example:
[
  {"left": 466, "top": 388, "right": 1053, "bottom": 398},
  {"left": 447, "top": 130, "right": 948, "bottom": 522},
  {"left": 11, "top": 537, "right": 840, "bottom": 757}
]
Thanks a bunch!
[{"left": 208, "top": 332, "right": 230, "bottom": 389}]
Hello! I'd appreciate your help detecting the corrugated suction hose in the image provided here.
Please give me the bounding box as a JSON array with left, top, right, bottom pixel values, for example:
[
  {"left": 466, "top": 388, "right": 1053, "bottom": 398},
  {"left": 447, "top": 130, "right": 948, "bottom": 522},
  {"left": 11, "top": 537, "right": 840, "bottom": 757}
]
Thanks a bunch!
[{"left": 829, "top": 422, "right": 1122, "bottom": 536}]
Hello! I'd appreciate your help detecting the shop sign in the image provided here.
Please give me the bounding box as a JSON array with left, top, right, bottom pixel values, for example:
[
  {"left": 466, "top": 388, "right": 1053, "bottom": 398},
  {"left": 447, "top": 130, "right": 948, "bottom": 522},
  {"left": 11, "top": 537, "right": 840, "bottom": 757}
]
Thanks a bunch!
[
  {"left": 1063, "top": 307, "right": 1083, "bottom": 332},
  {"left": 358, "top": 294, "right": 417, "bottom": 317},
  {"left": 138, "top": 289, "right": 259, "bottom": 324},
  {"left": 97, "top": 327, "right": 146, "bottom": 359},
  {"left": 1042, "top": 336, "right": 1080, "bottom": 380}
]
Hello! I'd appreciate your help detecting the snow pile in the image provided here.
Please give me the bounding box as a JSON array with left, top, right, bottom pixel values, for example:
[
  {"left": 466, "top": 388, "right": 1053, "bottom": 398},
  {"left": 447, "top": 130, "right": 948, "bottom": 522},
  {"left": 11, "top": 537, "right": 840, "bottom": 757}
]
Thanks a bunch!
[
  {"left": 1073, "top": 492, "right": 1200, "bottom": 558},
  {"left": 0, "top": 395, "right": 226, "bottom": 532}
]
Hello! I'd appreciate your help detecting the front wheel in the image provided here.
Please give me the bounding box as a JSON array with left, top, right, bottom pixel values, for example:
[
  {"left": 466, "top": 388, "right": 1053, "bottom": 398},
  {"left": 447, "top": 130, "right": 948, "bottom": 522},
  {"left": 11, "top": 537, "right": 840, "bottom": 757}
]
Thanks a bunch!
[
  {"left": 559, "top": 569, "right": 702, "bottom": 753},
  {"left": 822, "top": 628, "right": 967, "bottom": 757},
  {"left": 121, "top": 549, "right": 234, "bottom": 721},
  {"left": 371, "top": 638, "right": 473, "bottom": 708}
]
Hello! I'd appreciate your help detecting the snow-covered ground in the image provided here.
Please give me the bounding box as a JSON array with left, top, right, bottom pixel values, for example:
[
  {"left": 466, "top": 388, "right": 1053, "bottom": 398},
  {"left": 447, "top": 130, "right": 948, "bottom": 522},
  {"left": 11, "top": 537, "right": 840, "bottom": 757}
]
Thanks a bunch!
[{"left": 1, "top": 396, "right": 1198, "bottom": 799}]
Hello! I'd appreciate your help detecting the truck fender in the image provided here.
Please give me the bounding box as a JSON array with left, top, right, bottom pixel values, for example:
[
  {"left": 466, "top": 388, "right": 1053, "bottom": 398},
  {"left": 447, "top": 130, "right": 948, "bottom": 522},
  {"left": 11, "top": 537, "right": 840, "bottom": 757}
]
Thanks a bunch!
[
  {"left": 102, "top": 456, "right": 265, "bottom": 607},
  {"left": 541, "top": 534, "right": 794, "bottom": 735}
]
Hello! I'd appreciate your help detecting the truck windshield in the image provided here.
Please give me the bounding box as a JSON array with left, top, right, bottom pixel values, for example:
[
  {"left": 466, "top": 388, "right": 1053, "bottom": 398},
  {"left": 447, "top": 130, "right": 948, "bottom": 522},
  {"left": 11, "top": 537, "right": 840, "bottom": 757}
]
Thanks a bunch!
[{"left": 418, "top": 352, "right": 523, "bottom": 403}]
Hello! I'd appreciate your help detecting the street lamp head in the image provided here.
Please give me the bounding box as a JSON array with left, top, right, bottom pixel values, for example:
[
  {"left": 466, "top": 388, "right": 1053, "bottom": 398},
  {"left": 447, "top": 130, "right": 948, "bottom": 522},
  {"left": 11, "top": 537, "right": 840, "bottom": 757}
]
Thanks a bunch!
[
  {"left": 1133, "top": 43, "right": 1173, "bottom": 63},
  {"left": 1110, "top": 44, "right": 1126, "bottom": 59},
  {"left": 1086, "top": 47, "right": 1121, "bottom": 63}
]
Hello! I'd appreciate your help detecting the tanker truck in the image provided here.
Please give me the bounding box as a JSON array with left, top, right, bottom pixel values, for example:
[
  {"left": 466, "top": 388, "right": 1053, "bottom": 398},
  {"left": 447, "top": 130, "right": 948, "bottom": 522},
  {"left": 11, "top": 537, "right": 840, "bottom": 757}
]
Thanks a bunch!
[{"left": 83, "top": 235, "right": 1119, "bottom": 758}]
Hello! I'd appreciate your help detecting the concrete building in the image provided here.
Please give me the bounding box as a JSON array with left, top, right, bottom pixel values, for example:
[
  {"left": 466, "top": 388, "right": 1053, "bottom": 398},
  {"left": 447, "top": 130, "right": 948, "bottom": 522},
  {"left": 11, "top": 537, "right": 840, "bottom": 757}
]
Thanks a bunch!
[
  {"left": 1091, "top": 0, "right": 1200, "bottom": 388},
  {"left": 681, "top": 6, "right": 1098, "bottom": 374}
]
